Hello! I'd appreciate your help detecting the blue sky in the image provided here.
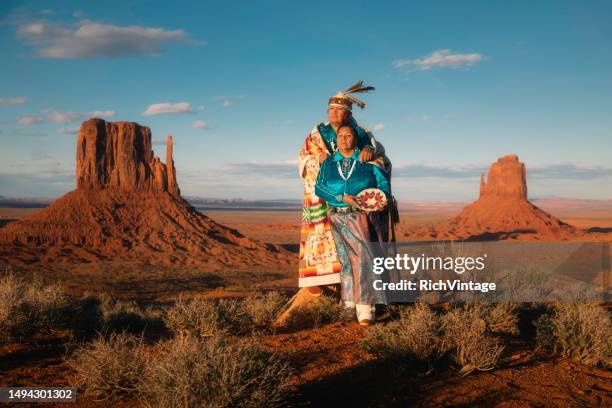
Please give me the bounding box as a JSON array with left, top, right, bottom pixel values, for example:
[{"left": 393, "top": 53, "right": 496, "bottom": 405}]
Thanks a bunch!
[{"left": 1, "top": 0, "right": 611, "bottom": 200}]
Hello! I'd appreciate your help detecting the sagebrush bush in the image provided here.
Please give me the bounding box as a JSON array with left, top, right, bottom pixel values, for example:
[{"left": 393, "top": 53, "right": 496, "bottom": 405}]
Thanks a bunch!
[
  {"left": 99, "top": 295, "right": 164, "bottom": 335},
  {"left": 0, "top": 273, "right": 72, "bottom": 342},
  {"left": 164, "top": 296, "right": 250, "bottom": 337},
  {"left": 465, "top": 302, "right": 519, "bottom": 335},
  {"left": 362, "top": 303, "right": 445, "bottom": 366},
  {"left": 441, "top": 307, "right": 504, "bottom": 376},
  {"left": 536, "top": 302, "right": 611, "bottom": 367},
  {"left": 139, "top": 335, "right": 294, "bottom": 408},
  {"left": 243, "top": 291, "right": 288, "bottom": 329},
  {"left": 284, "top": 294, "right": 342, "bottom": 328},
  {"left": 68, "top": 332, "right": 147, "bottom": 401}
]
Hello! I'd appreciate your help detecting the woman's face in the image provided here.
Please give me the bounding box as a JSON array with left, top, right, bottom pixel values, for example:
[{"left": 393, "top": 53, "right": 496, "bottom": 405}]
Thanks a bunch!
[{"left": 337, "top": 127, "right": 356, "bottom": 151}]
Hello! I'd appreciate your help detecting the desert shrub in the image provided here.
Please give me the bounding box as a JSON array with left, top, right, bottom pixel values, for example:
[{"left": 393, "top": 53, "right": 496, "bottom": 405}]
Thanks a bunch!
[
  {"left": 284, "top": 294, "right": 342, "bottom": 328},
  {"left": 139, "top": 335, "right": 294, "bottom": 408},
  {"left": 465, "top": 301, "right": 519, "bottom": 335},
  {"left": 362, "top": 303, "right": 445, "bottom": 369},
  {"left": 68, "top": 332, "right": 147, "bottom": 401},
  {"left": 243, "top": 291, "right": 288, "bottom": 329},
  {"left": 99, "top": 296, "right": 164, "bottom": 335},
  {"left": 441, "top": 307, "right": 504, "bottom": 376},
  {"left": 164, "top": 296, "right": 250, "bottom": 337},
  {"left": 0, "top": 273, "right": 72, "bottom": 342},
  {"left": 535, "top": 302, "right": 612, "bottom": 367}
]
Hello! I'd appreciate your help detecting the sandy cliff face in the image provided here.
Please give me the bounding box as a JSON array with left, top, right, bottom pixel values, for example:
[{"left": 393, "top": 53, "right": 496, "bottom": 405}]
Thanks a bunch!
[{"left": 0, "top": 119, "right": 290, "bottom": 269}]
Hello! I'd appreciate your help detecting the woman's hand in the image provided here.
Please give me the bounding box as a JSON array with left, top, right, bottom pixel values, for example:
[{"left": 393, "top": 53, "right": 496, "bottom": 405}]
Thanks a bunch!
[{"left": 342, "top": 194, "right": 360, "bottom": 208}]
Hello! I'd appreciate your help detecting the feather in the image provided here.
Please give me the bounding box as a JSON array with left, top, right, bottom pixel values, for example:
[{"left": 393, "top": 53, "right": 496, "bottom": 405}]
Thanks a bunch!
[
  {"left": 344, "top": 80, "right": 376, "bottom": 95},
  {"left": 344, "top": 94, "right": 366, "bottom": 109}
]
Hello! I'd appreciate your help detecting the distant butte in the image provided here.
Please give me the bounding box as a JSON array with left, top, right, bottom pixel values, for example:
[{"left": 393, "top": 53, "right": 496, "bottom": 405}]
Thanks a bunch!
[
  {"left": 411, "top": 154, "right": 579, "bottom": 241},
  {"left": 0, "top": 118, "right": 290, "bottom": 268}
]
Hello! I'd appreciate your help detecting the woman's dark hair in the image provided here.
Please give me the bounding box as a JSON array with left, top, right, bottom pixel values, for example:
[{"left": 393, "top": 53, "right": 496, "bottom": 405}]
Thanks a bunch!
[{"left": 337, "top": 124, "right": 357, "bottom": 137}]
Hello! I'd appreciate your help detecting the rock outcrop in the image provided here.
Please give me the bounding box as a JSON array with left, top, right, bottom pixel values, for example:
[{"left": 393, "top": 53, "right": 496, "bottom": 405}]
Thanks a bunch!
[
  {"left": 479, "top": 155, "right": 527, "bottom": 200},
  {"left": 76, "top": 120, "right": 180, "bottom": 194},
  {"left": 409, "top": 155, "right": 579, "bottom": 241},
  {"left": 0, "top": 119, "right": 290, "bottom": 269}
]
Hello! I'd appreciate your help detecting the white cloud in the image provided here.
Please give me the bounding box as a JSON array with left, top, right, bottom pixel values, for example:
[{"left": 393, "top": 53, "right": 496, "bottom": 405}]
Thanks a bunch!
[
  {"left": 18, "top": 115, "right": 44, "bottom": 126},
  {"left": 373, "top": 123, "right": 384, "bottom": 132},
  {"left": 143, "top": 102, "right": 194, "bottom": 116},
  {"left": 0, "top": 97, "right": 27, "bottom": 105},
  {"left": 58, "top": 127, "right": 79, "bottom": 134},
  {"left": 192, "top": 120, "right": 210, "bottom": 129},
  {"left": 222, "top": 100, "right": 231, "bottom": 107},
  {"left": 392, "top": 49, "right": 485, "bottom": 71},
  {"left": 89, "top": 110, "right": 116, "bottom": 117},
  {"left": 17, "top": 20, "right": 195, "bottom": 59},
  {"left": 48, "top": 110, "right": 80, "bottom": 123}
]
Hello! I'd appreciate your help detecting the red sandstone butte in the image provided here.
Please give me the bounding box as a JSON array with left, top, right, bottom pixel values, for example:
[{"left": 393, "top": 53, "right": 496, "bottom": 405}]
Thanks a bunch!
[
  {"left": 0, "top": 118, "right": 290, "bottom": 268},
  {"left": 447, "top": 154, "right": 577, "bottom": 240}
]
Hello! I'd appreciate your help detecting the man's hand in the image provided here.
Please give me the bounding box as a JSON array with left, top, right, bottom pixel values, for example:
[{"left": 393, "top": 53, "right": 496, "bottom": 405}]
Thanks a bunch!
[
  {"left": 318, "top": 151, "right": 329, "bottom": 163},
  {"left": 359, "top": 147, "right": 375, "bottom": 163},
  {"left": 342, "top": 194, "right": 360, "bottom": 208}
]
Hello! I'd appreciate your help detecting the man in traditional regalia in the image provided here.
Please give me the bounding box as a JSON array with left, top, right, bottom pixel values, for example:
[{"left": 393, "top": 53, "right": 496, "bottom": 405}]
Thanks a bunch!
[
  {"left": 273, "top": 81, "right": 396, "bottom": 328},
  {"left": 298, "top": 81, "right": 394, "bottom": 293}
]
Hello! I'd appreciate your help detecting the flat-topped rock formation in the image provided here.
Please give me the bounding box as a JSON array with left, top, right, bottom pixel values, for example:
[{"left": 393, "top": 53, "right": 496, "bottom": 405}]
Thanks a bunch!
[
  {"left": 409, "top": 155, "right": 579, "bottom": 241},
  {"left": 0, "top": 119, "right": 291, "bottom": 269}
]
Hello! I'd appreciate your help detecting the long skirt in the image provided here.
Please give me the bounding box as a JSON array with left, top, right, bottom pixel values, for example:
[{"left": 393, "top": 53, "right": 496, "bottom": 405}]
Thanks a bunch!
[{"left": 328, "top": 210, "right": 388, "bottom": 306}]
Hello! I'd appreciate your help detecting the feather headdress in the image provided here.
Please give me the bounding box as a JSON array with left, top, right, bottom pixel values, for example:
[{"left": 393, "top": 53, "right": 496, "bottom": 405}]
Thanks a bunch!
[{"left": 328, "top": 80, "right": 376, "bottom": 110}]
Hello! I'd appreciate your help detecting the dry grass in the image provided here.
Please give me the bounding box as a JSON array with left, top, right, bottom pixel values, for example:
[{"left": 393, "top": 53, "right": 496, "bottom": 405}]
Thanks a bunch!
[
  {"left": 362, "top": 302, "right": 507, "bottom": 376},
  {"left": 465, "top": 301, "right": 519, "bottom": 335},
  {"left": 536, "top": 302, "right": 612, "bottom": 367},
  {"left": 68, "top": 332, "right": 147, "bottom": 401},
  {"left": 362, "top": 303, "right": 445, "bottom": 368},
  {"left": 243, "top": 291, "right": 288, "bottom": 329},
  {"left": 284, "top": 294, "right": 342, "bottom": 329},
  {"left": 139, "top": 335, "right": 294, "bottom": 408},
  {"left": 163, "top": 296, "right": 250, "bottom": 337},
  {"left": 441, "top": 307, "right": 505, "bottom": 376},
  {"left": 0, "top": 273, "right": 72, "bottom": 342}
]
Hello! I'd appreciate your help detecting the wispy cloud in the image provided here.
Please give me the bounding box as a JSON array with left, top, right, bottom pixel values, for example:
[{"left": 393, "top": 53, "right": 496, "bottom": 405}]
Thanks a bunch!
[
  {"left": 48, "top": 110, "right": 80, "bottom": 124},
  {"left": 392, "top": 49, "right": 486, "bottom": 72},
  {"left": 373, "top": 123, "right": 385, "bottom": 132},
  {"left": 16, "top": 109, "right": 115, "bottom": 126},
  {"left": 143, "top": 102, "right": 200, "bottom": 116},
  {"left": 392, "top": 163, "right": 612, "bottom": 181},
  {"left": 214, "top": 95, "right": 244, "bottom": 108},
  {"left": 90, "top": 110, "right": 116, "bottom": 117},
  {"left": 17, "top": 19, "right": 199, "bottom": 59},
  {"left": 58, "top": 127, "right": 79, "bottom": 135},
  {"left": 192, "top": 120, "right": 210, "bottom": 129},
  {"left": 18, "top": 115, "right": 44, "bottom": 126},
  {"left": 0, "top": 97, "right": 27, "bottom": 105}
]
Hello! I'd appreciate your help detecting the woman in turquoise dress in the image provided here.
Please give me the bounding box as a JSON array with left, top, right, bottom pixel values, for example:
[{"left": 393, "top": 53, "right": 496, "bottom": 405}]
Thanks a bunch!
[{"left": 314, "top": 124, "right": 391, "bottom": 325}]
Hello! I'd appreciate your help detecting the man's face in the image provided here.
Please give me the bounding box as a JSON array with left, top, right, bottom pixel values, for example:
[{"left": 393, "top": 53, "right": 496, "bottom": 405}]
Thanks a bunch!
[
  {"left": 327, "top": 105, "right": 350, "bottom": 126},
  {"left": 337, "top": 126, "right": 356, "bottom": 151}
]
